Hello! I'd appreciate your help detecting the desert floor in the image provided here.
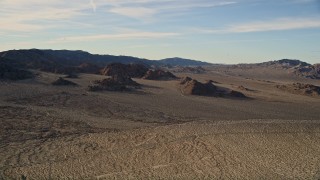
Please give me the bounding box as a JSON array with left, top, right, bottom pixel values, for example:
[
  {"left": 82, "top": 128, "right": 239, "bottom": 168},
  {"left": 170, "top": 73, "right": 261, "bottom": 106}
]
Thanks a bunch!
[{"left": 1, "top": 69, "right": 320, "bottom": 179}]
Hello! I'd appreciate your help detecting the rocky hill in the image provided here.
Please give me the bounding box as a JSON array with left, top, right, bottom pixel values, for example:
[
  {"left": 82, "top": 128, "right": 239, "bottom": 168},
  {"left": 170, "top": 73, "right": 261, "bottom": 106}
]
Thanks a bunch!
[
  {"left": 259, "top": 59, "right": 311, "bottom": 68},
  {"left": 142, "top": 70, "right": 177, "bottom": 80},
  {"left": 88, "top": 75, "right": 140, "bottom": 92},
  {"left": 180, "top": 77, "right": 246, "bottom": 98},
  {"left": 226, "top": 59, "right": 319, "bottom": 80},
  {"left": 293, "top": 63, "right": 320, "bottom": 79},
  {"left": 276, "top": 83, "right": 320, "bottom": 96}
]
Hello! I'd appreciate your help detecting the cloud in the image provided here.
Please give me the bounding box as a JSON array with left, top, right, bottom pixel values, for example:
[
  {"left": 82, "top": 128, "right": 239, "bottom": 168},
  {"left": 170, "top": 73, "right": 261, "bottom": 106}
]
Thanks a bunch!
[
  {"left": 0, "top": 9, "right": 83, "bottom": 32},
  {"left": 109, "top": 7, "right": 157, "bottom": 19},
  {"left": 0, "top": 0, "right": 88, "bottom": 33},
  {"left": 107, "top": 0, "right": 237, "bottom": 19},
  {"left": 48, "top": 31, "right": 180, "bottom": 43},
  {"left": 227, "top": 18, "right": 320, "bottom": 33},
  {"left": 0, "top": 22, "right": 44, "bottom": 32},
  {"left": 159, "top": 1, "right": 237, "bottom": 10},
  {"left": 90, "top": 0, "right": 97, "bottom": 12},
  {"left": 290, "top": 0, "right": 318, "bottom": 3},
  {"left": 0, "top": 0, "right": 238, "bottom": 33},
  {"left": 192, "top": 17, "right": 320, "bottom": 34}
]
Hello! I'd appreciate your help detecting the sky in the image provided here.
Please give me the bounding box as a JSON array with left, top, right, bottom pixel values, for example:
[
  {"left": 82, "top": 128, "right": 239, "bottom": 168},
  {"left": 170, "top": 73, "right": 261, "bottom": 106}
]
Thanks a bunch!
[{"left": 1, "top": 0, "right": 320, "bottom": 64}]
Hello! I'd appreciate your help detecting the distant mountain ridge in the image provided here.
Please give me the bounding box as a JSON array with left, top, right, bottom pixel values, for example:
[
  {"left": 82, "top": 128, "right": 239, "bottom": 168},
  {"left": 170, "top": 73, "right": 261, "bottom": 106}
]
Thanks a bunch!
[
  {"left": 0, "top": 49, "right": 212, "bottom": 69},
  {"left": 0, "top": 49, "right": 158, "bottom": 67},
  {"left": 159, "top": 57, "right": 211, "bottom": 66},
  {"left": 0, "top": 49, "right": 319, "bottom": 79}
]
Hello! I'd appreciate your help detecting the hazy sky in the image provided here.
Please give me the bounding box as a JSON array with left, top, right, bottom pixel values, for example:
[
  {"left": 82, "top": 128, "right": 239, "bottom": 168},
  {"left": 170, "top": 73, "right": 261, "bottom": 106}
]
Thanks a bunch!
[{"left": 1, "top": 0, "right": 320, "bottom": 64}]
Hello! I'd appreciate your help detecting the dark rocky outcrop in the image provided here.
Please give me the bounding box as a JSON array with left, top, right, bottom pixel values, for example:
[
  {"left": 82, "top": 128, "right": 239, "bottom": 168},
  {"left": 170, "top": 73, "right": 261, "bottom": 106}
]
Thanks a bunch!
[
  {"left": 181, "top": 79, "right": 217, "bottom": 96},
  {"left": 88, "top": 75, "right": 140, "bottom": 92},
  {"left": 276, "top": 83, "right": 320, "bottom": 96},
  {"left": 260, "top": 59, "right": 311, "bottom": 68},
  {"left": 229, "top": 90, "right": 247, "bottom": 98},
  {"left": 51, "top": 77, "right": 78, "bottom": 86},
  {"left": 142, "top": 70, "right": 177, "bottom": 80},
  {"left": 101, "top": 63, "right": 148, "bottom": 78},
  {"left": 238, "top": 85, "right": 249, "bottom": 91},
  {"left": 180, "top": 77, "right": 217, "bottom": 96},
  {"left": 0, "top": 62, "right": 34, "bottom": 80},
  {"left": 180, "top": 76, "right": 193, "bottom": 85},
  {"left": 294, "top": 64, "right": 320, "bottom": 79},
  {"left": 78, "top": 63, "right": 101, "bottom": 74},
  {"left": 180, "top": 77, "right": 246, "bottom": 98}
]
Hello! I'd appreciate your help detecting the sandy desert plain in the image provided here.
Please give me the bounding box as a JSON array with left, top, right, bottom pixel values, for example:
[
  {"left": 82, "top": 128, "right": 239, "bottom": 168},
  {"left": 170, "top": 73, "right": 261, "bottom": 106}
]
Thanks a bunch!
[{"left": 1, "top": 65, "right": 320, "bottom": 179}]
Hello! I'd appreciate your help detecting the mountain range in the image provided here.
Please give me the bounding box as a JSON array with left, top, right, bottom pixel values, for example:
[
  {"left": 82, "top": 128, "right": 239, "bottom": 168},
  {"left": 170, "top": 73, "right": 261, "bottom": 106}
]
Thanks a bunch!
[
  {"left": 0, "top": 49, "right": 210, "bottom": 68},
  {"left": 0, "top": 49, "right": 319, "bottom": 79}
]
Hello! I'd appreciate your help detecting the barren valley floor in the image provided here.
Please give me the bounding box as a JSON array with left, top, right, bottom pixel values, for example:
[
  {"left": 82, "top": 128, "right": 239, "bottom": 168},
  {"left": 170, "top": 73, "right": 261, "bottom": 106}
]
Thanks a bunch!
[{"left": 1, "top": 70, "right": 320, "bottom": 179}]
